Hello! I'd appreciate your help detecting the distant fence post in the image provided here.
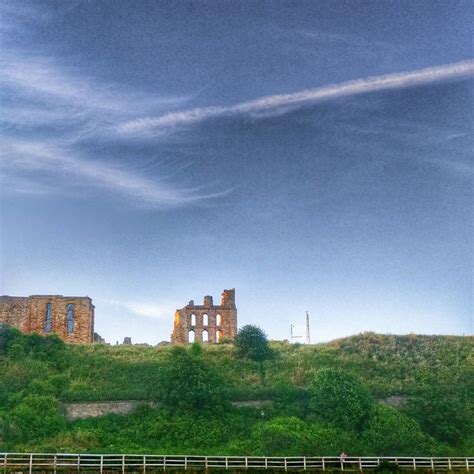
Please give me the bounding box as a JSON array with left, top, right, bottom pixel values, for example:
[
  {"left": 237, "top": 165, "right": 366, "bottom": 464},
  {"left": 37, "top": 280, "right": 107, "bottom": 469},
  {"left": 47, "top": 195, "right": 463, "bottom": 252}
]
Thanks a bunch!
[
  {"left": 100, "top": 454, "right": 104, "bottom": 474},
  {"left": 431, "top": 458, "right": 434, "bottom": 471},
  {"left": 303, "top": 457, "right": 306, "bottom": 471},
  {"left": 322, "top": 457, "right": 326, "bottom": 471},
  {"left": 359, "top": 457, "right": 362, "bottom": 472},
  {"left": 53, "top": 454, "right": 57, "bottom": 474},
  {"left": 29, "top": 453, "right": 33, "bottom": 474},
  {"left": 466, "top": 458, "right": 470, "bottom": 472},
  {"left": 448, "top": 458, "right": 452, "bottom": 471},
  {"left": 3, "top": 453, "right": 7, "bottom": 474},
  {"left": 143, "top": 455, "right": 146, "bottom": 474}
]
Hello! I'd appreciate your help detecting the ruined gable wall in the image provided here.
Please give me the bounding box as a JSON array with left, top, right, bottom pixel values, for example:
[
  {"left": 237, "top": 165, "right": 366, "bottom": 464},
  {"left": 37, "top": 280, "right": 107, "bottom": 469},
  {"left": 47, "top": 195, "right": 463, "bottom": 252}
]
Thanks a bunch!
[
  {"left": 0, "top": 295, "right": 94, "bottom": 344},
  {"left": 172, "top": 289, "right": 237, "bottom": 344}
]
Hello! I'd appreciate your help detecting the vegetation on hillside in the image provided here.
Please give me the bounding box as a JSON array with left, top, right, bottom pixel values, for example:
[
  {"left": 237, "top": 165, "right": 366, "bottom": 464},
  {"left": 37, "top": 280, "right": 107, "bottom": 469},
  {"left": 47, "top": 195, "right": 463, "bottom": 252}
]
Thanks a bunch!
[{"left": 0, "top": 325, "right": 472, "bottom": 455}]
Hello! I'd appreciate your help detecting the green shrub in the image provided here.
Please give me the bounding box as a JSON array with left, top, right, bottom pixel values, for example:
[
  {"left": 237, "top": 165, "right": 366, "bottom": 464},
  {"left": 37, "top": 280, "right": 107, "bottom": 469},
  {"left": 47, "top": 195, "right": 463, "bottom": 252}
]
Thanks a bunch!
[
  {"left": 309, "top": 368, "right": 373, "bottom": 432},
  {"left": 159, "top": 345, "right": 228, "bottom": 412},
  {"left": 362, "top": 404, "right": 436, "bottom": 455}
]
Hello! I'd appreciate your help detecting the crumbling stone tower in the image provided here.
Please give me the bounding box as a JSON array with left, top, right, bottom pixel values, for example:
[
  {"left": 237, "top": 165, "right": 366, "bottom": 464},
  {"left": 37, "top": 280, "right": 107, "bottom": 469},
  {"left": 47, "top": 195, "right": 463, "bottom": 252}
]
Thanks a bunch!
[{"left": 172, "top": 289, "right": 237, "bottom": 344}]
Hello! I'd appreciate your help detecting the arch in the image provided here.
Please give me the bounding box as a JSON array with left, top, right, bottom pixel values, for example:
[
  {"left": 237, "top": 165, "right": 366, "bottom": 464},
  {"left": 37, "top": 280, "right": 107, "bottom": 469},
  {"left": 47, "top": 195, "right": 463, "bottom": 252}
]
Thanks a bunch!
[
  {"left": 216, "top": 329, "right": 223, "bottom": 343},
  {"left": 66, "top": 303, "right": 74, "bottom": 335},
  {"left": 188, "top": 329, "right": 195, "bottom": 343},
  {"left": 44, "top": 303, "right": 52, "bottom": 332},
  {"left": 190, "top": 313, "right": 196, "bottom": 326},
  {"left": 202, "top": 329, "right": 209, "bottom": 342},
  {"left": 202, "top": 313, "right": 208, "bottom": 326},
  {"left": 216, "top": 314, "right": 222, "bottom": 326}
]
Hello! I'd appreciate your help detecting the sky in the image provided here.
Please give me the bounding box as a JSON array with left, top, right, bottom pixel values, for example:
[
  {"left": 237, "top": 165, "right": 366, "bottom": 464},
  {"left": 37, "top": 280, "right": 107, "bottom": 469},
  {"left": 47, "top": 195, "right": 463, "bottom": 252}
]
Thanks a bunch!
[{"left": 0, "top": 0, "right": 472, "bottom": 344}]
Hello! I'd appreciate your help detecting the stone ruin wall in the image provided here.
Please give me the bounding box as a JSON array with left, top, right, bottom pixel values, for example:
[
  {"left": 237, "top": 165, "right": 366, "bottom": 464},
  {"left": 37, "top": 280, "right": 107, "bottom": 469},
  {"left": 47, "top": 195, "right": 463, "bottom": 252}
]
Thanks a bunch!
[
  {"left": 172, "top": 289, "right": 237, "bottom": 344},
  {"left": 0, "top": 295, "right": 94, "bottom": 344}
]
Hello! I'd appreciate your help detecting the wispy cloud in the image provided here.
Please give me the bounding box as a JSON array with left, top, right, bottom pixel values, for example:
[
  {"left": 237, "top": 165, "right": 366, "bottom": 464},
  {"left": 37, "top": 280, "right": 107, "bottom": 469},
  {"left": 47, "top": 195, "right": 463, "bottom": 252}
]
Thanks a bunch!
[
  {"left": 1, "top": 47, "right": 226, "bottom": 206},
  {"left": 1, "top": 139, "right": 226, "bottom": 206},
  {"left": 116, "top": 60, "right": 474, "bottom": 137}
]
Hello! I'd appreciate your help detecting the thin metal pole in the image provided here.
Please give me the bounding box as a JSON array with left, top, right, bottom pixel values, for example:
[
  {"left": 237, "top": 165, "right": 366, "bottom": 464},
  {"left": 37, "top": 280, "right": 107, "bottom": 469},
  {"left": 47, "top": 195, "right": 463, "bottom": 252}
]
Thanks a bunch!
[
  {"left": 448, "top": 458, "right": 452, "bottom": 471},
  {"left": 100, "top": 454, "right": 104, "bottom": 474},
  {"left": 303, "top": 457, "right": 306, "bottom": 471},
  {"left": 322, "top": 457, "right": 325, "bottom": 471},
  {"left": 284, "top": 457, "right": 287, "bottom": 471},
  {"left": 359, "top": 457, "right": 362, "bottom": 472},
  {"left": 431, "top": 458, "right": 434, "bottom": 471},
  {"left": 54, "top": 454, "right": 57, "bottom": 474},
  {"left": 29, "top": 453, "right": 33, "bottom": 474},
  {"left": 143, "top": 455, "right": 146, "bottom": 474},
  {"left": 122, "top": 454, "right": 125, "bottom": 474},
  {"left": 164, "top": 455, "right": 167, "bottom": 472},
  {"left": 412, "top": 458, "right": 416, "bottom": 471},
  {"left": 466, "top": 458, "right": 470, "bottom": 472}
]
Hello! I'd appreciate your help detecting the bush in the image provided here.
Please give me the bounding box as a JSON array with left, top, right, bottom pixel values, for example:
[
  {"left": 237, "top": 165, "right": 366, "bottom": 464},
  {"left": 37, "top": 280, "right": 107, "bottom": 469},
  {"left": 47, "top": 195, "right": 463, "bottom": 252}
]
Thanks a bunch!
[
  {"left": 252, "top": 417, "right": 314, "bottom": 456},
  {"left": 405, "top": 386, "right": 473, "bottom": 445},
  {"left": 7, "top": 394, "right": 65, "bottom": 441},
  {"left": 362, "top": 404, "right": 436, "bottom": 455},
  {"left": 159, "top": 344, "right": 228, "bottom": 412},
  {"left": 309, "top": 368, "right": 373, "bottom": 432}
]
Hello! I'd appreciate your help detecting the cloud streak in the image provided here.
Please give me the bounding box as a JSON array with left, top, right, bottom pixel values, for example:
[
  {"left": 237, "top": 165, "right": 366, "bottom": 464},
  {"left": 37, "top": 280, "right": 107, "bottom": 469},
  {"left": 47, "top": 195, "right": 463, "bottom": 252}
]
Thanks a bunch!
[
  {"left": 1, "top": 139, "right": 227, "bottom": 207},
  {"left": 117, "top": 60, "right": 474, "bottom": 136}
]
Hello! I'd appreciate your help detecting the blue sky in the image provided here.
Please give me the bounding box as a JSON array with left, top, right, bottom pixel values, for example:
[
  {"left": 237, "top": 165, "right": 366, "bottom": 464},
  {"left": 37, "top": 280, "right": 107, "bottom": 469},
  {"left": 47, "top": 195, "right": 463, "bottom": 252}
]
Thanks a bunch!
[{"left": 0, "top": 0, "right": 472, "bottom": 344}]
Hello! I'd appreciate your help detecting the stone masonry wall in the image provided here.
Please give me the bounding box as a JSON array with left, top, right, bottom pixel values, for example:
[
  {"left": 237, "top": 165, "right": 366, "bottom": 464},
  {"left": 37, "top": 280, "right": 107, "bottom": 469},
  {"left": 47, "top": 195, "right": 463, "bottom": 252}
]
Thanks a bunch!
[
  {"left": 172, "top": 289, "right": 237, "bottom": 344},
  {"left": 0, "top": 295, "right": 94, "bottom": 344}
]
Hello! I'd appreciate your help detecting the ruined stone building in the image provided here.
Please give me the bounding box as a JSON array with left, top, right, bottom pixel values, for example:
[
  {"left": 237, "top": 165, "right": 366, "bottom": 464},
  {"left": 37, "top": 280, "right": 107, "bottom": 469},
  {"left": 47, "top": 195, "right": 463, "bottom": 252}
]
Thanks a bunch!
[
  {"left": 172, "top": 289, "right": 237, "bottom": 344},
  {"left": 0, "top": 295, "right": 95, "bottom": 344}
]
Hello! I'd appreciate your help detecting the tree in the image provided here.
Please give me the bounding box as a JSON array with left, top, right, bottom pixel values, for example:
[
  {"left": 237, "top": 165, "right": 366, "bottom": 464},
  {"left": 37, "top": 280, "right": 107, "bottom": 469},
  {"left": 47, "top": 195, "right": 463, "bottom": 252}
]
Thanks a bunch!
[
  {"left": 234, "top": 325, "right": 272, "bottom": 362},
  {"left": 159, "top": 344, "right": 228, "bottom": 412},
  {"left": 309, "top": 368, "right": 373, "bottom": 432}
]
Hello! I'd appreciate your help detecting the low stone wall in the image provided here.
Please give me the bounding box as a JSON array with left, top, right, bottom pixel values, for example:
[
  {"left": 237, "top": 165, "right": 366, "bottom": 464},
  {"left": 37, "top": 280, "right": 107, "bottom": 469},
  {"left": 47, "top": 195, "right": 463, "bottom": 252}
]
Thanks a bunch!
[
  {"left": 64, "top": 401, "right": 158, "bottom": 421},
  {"left": 63, "top": 399, "right": 273, "bottom": 421}
]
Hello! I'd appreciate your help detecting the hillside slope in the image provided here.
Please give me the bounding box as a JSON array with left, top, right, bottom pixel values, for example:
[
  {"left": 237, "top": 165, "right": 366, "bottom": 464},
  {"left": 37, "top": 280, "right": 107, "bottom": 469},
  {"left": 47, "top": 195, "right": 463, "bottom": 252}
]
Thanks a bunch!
[{"left": 0, "top": 328, "right": 472, "bottom": 455}]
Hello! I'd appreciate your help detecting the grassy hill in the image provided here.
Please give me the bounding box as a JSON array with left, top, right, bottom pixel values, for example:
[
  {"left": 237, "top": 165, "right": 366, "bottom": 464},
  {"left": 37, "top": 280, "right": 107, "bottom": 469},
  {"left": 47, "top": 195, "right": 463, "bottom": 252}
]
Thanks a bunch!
[{"left": 0, "top": 327, "right": 472, "bottom": 455}]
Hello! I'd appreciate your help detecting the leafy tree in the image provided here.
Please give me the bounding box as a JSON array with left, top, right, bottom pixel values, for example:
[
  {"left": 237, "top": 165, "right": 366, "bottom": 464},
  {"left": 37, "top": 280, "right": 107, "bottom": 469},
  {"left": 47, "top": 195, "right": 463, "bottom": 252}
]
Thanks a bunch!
[
  {"left": 234, "top": 325, "right": 272, "bottom": 362},
  {"left": 159, "top": 344, "right": 228, "bottom": 412},
  {"left": 309, "top": 368, "right": 373, "bottom": 432},
  {"left": 362, "top": 404, "right": 436, "bottom": 455}
]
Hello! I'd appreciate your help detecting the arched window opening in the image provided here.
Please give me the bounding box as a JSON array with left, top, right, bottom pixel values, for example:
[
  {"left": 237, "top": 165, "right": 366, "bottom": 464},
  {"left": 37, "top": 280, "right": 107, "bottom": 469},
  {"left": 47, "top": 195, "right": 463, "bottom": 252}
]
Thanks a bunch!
[
  {"left": 188, "top": 330, "right": 195, "bottom": 343},
  {"left": 190, "top": 313, "right": 196, "bottom": 326},
  {"left": 44, "top": 303, "right": 52, "bottom": 332},
  {"left": 202, "top": 313, "right": 208, "bottom": 326},
  {"left": 216, "top": 329, "right": 223, "bottom": 343},
  {"left": 66, "top": 304, "right": 74, "bottom": 335},
  {"left": 216, "top": 314, "right": 222, "bottom": 326},
  {"left": 202, "top": 329, "right": 209, "bottom": 343}
]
